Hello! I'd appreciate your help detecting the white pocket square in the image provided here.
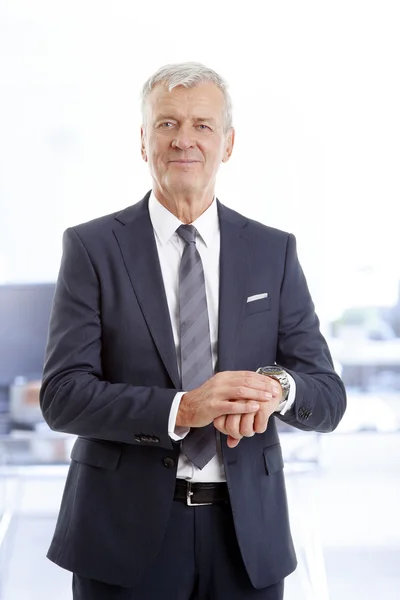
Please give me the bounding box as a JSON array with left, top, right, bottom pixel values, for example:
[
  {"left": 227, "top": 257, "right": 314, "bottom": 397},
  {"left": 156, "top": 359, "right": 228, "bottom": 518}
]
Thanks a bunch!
[{"left": 246, "top": 293, "right": 269, "bottom": 303}]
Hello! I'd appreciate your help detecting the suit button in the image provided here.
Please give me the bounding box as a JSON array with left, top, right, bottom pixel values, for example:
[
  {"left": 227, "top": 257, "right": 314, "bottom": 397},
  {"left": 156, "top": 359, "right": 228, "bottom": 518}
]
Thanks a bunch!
[
  {"left": 134, "top": 435, "right": 141, "bottom": 442},
  {"left": 163, "top": 457, "right": 176, "bottom": 468},
  {"left": 298, "top": 407, "right": 306, "bottom": 418}
]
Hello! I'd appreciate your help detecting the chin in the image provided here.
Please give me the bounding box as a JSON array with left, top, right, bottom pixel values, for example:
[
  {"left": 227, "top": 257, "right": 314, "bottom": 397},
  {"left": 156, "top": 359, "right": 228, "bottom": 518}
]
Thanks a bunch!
[
  {"left": 166, "top": 177, "right": 201, "bottom": 194},
  {"left": 173, "top": 185, "right": 201, "bottom": 197}
]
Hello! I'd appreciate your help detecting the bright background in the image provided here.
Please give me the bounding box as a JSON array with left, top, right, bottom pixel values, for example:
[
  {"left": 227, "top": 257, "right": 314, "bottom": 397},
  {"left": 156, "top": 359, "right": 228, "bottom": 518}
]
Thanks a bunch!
[
  {"left": 1, "top": 2, "right": 400, "bottom": 599},
  {"left": 1, "top": 0, "right": 399, "bottom": 320}
]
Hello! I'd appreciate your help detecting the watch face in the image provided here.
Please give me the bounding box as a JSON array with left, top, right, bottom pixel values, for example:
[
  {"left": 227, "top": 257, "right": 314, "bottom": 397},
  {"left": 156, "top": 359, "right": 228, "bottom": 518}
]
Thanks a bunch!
[{"left": 256, "top": 366, "right": 283, "bottom": 376}]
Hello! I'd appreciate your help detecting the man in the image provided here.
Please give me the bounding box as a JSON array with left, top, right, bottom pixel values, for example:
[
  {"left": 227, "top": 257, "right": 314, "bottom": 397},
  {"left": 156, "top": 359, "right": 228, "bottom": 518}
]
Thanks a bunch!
[{"left": 40, "top": 62, "right": 346, "bottom": 599}]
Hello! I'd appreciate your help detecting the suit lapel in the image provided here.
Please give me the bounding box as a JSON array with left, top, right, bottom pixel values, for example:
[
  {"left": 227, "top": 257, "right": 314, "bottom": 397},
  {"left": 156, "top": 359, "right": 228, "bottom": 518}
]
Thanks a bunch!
[
  {"left": 217, "top": 202, "right": 251, "bottom": 372},
  {"left": 113, "top": 194, "right": 180, "bottom": 389},
  {"left": 112, "top": 195, "right": 251, "bottom": 386}
]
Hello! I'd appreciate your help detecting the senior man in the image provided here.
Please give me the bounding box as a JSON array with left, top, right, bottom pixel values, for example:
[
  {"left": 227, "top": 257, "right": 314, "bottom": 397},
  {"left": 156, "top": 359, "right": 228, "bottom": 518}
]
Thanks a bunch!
[{"left": 40, "top": 62, "right": 346, "bottom": 599}]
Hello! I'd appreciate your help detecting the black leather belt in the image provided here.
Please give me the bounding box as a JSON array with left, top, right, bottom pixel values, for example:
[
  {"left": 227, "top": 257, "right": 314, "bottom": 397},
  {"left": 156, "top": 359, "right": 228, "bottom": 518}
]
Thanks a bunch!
[{"left": 174, "top": 479, "right": 229, "bottom": 506}]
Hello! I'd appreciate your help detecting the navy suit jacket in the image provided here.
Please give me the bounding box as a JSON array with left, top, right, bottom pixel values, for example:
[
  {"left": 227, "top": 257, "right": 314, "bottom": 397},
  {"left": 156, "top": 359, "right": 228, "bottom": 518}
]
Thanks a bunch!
[{"left": 40, "top": 192, "right": 346, "bottom": 588}]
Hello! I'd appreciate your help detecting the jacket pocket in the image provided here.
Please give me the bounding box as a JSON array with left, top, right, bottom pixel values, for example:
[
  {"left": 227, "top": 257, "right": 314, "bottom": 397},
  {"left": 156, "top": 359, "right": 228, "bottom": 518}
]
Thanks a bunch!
[
  {"left": 244, "top": 296, "right": 271, "bottom": 316},
  {"left": 263, "top": 443, "right": 284, "bottom": 475},
  {"left": 70, "top": 437, "right": 122, "bottom": 471}
]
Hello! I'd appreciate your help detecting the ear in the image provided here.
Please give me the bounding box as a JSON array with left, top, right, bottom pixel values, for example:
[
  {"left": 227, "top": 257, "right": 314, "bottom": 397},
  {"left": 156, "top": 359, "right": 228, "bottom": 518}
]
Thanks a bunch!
[
  {"left": 222, "top": 128, "right": 235, "bottom": 163},
  {"left": 141, "top": 127, "right": 148, "bottom": 162}
]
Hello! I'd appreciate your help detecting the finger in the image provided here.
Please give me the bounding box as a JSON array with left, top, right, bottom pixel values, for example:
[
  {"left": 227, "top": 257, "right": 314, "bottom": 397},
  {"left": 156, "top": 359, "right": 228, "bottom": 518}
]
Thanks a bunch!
[
  {"left": 235, "top": 371, "right": 282, "bottom": 391},
  {"left": 239, "top": 412, "right": 256, "bottom": 437},
  {"left": 253, "top": 408, "right": 269, "bottom": 434},
  {"left": 233, "top": 382, "right": 274, "bottom": 403},
  {"left": 213, "top": 373, "right": 278, "bottom": 405},
  {"left": 225, "top": 414, "right": 242, "bottom": 439},
  {"left": 223, "top": 400, "right": 260, "bottom": 414},
  {"left": 227, "top": 435, "right": 241, "bottom": 448},
  {"left": 214, "top": 415, "right": 226, "bottom": 428},
  {"left": 218, "top": 371, "right": 274, "bottom": 392},
  {"left": 213, "top": 415, "right": 228, "bottom": 434},
  {"left": 220, "top": 370, "right": 281, "bottom": 395},
  {"left": 261, "top": 378, "right": 282, "bottom": 401}
]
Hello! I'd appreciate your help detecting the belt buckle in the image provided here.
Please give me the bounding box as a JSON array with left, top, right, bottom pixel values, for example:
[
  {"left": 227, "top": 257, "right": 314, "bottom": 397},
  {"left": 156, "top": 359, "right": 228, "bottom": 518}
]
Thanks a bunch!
[{"left": 186, "top": 481, "right": 212, "bottom": 506}]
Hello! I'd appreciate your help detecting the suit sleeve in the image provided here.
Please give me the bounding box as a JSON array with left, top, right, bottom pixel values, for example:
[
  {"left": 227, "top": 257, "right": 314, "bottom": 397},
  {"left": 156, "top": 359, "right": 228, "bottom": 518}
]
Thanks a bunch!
[
  {"left": 276, "top": 234, "right": 346, "bottom": 432},
  {"left": 40, "top": 227, "right": 177, "bottom": 449}
]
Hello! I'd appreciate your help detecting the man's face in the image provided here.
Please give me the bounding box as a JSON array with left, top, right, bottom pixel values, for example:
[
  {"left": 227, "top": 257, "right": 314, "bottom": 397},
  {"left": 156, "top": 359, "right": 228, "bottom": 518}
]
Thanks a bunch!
[{"left": 141, "top": 82, "right": 234, "bottom": 199}]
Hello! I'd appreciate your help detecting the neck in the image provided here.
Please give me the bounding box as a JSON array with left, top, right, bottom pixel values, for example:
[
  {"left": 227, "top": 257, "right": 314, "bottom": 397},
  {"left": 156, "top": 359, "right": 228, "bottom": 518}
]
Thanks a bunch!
[{"left": 153, "top": 188, "right": 214, "bottom": 224}]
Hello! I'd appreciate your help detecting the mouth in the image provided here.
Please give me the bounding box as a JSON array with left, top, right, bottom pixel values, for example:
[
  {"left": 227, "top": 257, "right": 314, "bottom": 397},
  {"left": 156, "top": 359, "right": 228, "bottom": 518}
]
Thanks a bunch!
[{"left": 169, "top": 160, "right": 201, "bottom": 164}]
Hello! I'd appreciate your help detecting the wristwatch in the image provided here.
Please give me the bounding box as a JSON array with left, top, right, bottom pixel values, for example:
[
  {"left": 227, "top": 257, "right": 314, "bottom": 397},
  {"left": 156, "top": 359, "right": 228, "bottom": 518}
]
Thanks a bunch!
[{"left": 256, "top": 365, "right": 290, "bottom": 403}]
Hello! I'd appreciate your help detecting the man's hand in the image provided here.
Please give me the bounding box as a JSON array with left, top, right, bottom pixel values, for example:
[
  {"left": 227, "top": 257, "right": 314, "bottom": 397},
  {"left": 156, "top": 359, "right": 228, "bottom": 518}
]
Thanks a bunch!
[
  {"left": 214, "top": 378, "right": 283, "bottom": 447},
  {"left": 176, "top": 371, "right": 277, "bottom": 429}
]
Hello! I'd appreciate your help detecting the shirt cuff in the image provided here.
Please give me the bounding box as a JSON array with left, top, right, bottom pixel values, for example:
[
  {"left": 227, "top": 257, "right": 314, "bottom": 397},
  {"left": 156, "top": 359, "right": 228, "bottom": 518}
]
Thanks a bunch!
[
  {"left": 278, "top": 372, "right": 296, "bottom": 415},
  {"left": 168, "top": 391, "right": 191, "bottom": 441}
]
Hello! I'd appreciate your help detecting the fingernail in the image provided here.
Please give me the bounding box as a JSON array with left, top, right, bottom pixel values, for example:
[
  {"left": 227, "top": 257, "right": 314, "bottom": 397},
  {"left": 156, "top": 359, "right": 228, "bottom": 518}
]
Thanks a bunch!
[{"left": 250, "top": 403, "right": 260, "bottom": 410}]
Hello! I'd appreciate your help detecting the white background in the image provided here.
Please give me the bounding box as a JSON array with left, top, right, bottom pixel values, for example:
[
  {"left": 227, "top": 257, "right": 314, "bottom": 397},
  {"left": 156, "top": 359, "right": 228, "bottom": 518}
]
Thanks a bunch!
[{"left": 1, "top": 0, "right": 399, "bottom": 322}]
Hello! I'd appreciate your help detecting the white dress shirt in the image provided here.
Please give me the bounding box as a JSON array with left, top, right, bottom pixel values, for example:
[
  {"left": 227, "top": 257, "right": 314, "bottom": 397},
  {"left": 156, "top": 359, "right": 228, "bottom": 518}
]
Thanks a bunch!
[{"left": 148, "top": 192, "right": 295, "bottom": 482}]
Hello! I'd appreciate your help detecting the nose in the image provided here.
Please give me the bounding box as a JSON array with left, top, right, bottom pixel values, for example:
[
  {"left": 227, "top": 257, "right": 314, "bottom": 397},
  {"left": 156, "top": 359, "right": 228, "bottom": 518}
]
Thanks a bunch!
[{"left": 171, "top": 125, "right": 196, "bottom": 150}]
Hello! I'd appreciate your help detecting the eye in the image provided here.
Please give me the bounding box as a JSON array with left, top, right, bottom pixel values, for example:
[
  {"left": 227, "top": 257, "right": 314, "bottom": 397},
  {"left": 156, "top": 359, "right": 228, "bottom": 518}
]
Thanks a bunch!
[
  {"left": 198, "top": 124, "right": 211, "bottom": 130},
  {"left": 159, "top": 122, "right": 174, "bottom": 129}
]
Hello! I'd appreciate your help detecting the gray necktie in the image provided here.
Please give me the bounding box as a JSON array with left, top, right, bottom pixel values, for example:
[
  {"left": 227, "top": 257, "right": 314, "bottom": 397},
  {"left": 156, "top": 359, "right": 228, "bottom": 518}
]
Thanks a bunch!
[{"left": 176, "top": 224, "right": 216, "bottom": 469}]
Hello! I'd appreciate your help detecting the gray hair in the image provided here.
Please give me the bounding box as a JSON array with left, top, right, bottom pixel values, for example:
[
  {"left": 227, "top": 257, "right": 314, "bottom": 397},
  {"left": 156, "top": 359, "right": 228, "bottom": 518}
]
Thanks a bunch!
[{"left": 141, "top": 62, "right": 233, "bottom": 132}]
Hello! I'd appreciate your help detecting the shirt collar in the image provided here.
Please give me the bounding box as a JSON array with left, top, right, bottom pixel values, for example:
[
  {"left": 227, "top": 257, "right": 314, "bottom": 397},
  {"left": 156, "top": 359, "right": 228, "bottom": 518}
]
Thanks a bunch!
[{"left": 148, "top": 191, "right": 219, "bottom": 247}]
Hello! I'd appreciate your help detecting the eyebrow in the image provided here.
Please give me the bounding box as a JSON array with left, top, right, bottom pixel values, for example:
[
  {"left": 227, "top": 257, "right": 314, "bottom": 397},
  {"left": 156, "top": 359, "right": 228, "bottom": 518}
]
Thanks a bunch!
[
  {"left": 153, "top": 115, "right": 217, "bottom": 125},
  {"left": 194, "top": 117, "right": 217, "bottom": 125},
  {"left": 154, "top": 114, "right": 178, "bottom": 123}
]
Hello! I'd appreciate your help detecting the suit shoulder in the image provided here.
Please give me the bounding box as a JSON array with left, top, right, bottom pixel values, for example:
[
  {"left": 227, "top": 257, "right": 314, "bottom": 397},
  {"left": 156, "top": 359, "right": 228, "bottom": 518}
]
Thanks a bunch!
[
  {"left": 246, "top": 215, "right": 292, "bottom": 241},
  {"left": 70, "top": 210, "right": 120, "bottom": 237},
  {"left": 66, "top": 197, "right": 147, "bottom": 241},
  {"left": 221, "top": 203, "right": 292, "bottom": 242}
]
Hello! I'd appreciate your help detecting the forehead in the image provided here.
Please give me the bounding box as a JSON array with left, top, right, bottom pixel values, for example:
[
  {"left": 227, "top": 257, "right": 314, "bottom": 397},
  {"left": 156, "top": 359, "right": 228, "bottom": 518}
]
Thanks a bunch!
[{"left": 147, "top": 82, "right": 225, "bottom": 120}]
